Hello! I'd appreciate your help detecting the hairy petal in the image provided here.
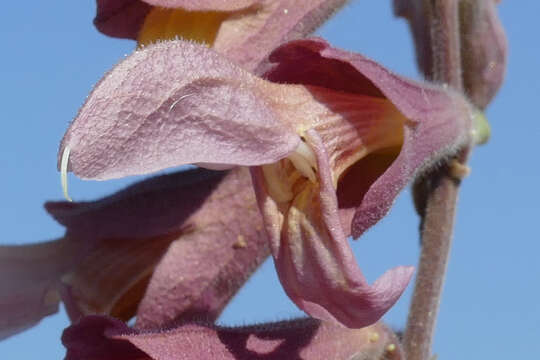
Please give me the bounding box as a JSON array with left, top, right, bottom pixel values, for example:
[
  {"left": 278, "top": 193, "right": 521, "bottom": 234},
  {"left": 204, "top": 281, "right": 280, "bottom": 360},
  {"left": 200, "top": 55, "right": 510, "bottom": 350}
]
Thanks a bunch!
[
  {"left": 135, "top": 168, "right": 269, "bottom": 329},
  {"left": 94, "top": 0, "right": 347, "bottom": 71},
  {"left": 0, "top": 239, "right": 85, "bottom": 340},
  {"left": 264, "top": 38, "right": 474, "bottom": 237},
  {"left": 59, "top": 233, "right": 177, "bottom": 323},
  {"left": 60, "top": 40, "right": 299, "bottom": 180},
  {"left": 252, "top": 130, "right": 413, "bottom": 328},
  {"left": 63, "top": 315, "right": 404, "bottom": 360},
  {"left": 214, "top": 0, "right": 349, "bottom": 71},
  {"left": 45, "top": 168, "right": 269, "bottom": 327}
]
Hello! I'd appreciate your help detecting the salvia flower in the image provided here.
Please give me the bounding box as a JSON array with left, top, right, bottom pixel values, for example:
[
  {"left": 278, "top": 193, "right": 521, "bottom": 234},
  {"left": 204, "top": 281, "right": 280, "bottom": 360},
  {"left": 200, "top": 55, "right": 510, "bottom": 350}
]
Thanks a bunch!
[
  {"left": 62, "top": 315, "right": 404, "bottom": 360},
  {"left": 94, "top": 0, "right": 348, "bottom": 70},
  {"left": 0, "top": 168, "right": 269, "bottom": 338},
  {"left": 59, "top": 38, "right": 475, "bottom": 327}
]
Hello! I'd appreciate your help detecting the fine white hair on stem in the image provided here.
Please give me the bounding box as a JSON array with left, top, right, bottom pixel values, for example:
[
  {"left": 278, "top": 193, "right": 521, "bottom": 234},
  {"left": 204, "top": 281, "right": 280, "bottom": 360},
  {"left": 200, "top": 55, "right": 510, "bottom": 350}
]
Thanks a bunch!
[{"left": 61, "top": 146, "right": 73, "bottom": 202}]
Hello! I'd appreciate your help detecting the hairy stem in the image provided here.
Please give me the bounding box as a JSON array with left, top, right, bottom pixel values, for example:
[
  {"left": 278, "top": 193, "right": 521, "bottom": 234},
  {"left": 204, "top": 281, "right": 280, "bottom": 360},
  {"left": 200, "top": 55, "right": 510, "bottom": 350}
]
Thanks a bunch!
[{"left": 402, "top": 1, "right": 465, "bottom": 359}]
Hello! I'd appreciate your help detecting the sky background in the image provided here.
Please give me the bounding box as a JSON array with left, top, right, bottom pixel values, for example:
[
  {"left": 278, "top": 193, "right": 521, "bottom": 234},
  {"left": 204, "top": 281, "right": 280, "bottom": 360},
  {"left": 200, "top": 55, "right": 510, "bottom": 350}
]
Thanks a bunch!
[{"left": 1, "top": 1, "right": 538, "bottom": 359}]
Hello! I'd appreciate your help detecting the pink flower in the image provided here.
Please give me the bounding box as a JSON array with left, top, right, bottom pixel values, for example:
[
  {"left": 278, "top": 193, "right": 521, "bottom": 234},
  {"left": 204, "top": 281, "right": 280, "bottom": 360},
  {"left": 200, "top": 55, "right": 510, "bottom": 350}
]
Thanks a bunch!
[
  {"left": 59, "top": 38, "right": 474, "bottom": 327},
  {"left": 0, "top": 168, "right": 269, "bottom": 338}
]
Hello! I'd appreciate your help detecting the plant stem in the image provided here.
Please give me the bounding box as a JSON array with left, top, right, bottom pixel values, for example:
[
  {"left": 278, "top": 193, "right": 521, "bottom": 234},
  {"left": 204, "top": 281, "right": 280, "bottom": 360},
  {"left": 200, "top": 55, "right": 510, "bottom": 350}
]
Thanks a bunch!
[{"left": 402, "top": 1, "right": 466, "bottom": 359}]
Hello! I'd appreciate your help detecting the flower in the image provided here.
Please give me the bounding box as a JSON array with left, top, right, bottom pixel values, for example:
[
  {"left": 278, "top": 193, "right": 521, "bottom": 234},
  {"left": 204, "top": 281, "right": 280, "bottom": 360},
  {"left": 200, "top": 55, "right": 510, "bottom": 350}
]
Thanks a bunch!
[
  {"left": 94, "top": 0, "right": 348, "bottom": 71},
  {"left": 59, "top": 37, "right": 474, "bottom": 327},
  {"left": 1, "top": 0, "right": 352, "bottom": 340},
  {"left": 62, "top": 315, "right": 404, "bottom": 360},
  {"left": 0, "top": 168, "right": 269, "bottom": 338}
]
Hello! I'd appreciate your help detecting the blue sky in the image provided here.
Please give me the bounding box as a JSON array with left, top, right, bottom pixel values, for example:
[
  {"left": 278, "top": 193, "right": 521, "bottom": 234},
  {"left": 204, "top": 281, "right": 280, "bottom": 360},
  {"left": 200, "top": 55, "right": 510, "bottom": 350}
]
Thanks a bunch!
[{"left": 1, "top": 1, "right": 538, "bottom": 359}]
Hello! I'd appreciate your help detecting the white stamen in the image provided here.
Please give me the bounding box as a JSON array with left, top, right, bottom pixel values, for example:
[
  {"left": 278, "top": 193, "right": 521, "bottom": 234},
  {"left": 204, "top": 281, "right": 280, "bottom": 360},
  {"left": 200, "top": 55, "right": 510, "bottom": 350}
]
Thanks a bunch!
[
  {"left": 61, "top": 146, "right": 72, "bottom": 202},
  {"left": 288, "top": 140, "right": 318, "bottom": 182}
]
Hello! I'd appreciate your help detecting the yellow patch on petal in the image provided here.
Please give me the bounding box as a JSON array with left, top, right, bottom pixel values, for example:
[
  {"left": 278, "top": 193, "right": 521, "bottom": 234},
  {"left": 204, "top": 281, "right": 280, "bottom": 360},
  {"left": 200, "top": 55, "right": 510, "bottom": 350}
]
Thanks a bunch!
[{"left": 138, "top": 7, "right": 231, "bottom": 47}]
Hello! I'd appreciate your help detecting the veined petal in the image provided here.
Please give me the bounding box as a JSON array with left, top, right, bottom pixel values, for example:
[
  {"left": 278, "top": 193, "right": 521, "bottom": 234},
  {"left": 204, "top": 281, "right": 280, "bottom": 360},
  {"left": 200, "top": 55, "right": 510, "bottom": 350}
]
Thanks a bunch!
[
  {"left": 62, "top": 315, "right": 403, "bottom": 360},
  {"left": 264, "top": 38, "right": 474, "bottom": 237},
  {"left": 252, "top": 130, "right": 414, "bottom": 328},
  {"left": 59, "top": 40, "right": 299, "bottom": 180}
]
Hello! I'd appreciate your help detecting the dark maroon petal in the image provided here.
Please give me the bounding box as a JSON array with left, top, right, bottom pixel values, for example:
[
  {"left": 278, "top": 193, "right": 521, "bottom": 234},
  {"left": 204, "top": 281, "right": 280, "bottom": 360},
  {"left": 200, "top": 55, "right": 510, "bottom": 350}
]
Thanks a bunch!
[
  {"left": 63, "top": 315, "right": 404, "bottom": 360},
  {"left": 94, "top": 0, "right": 151, "bottom": 39}
]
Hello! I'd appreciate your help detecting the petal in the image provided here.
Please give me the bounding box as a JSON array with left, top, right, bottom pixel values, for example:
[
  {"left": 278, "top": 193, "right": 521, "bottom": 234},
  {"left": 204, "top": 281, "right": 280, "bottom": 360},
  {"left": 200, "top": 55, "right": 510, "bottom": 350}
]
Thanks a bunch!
[
  {"left": 59, "top": 232, "right": 177, "bottom": 323},
  {"left": 93, "top": 0, "right": 259, "bottom": 40},
  {"left": 94, "top": 0, "right": 348, "bottom": 71},
  {"left": 135, "top": 168, "right": 270, "bottom": 329},
  {"left": 59, "top": 40, "right": 299, "bottom": 180},
  {"left": 251, "top": 130, "right": 414, "bottom": 328},
  {"left": 264, "top": 38, "right": 474, "bottom": 237},
  {"left": 63, "top": 315, "right": 404, "bottom": 360},
  {"left": 48, "top": 168, "right": 269, "bottom": 328},
  {"left": 94, "top": 0, "right": 152, "bottom": 39},
  {"left": 214, "top": 0, "right": 349, "bottom": 71},
  {"left": 46, "top": 168, "right": 226, "bottom": 241},
  {"left": 0, "top": 239, "right": 85, "bottom": 340}
]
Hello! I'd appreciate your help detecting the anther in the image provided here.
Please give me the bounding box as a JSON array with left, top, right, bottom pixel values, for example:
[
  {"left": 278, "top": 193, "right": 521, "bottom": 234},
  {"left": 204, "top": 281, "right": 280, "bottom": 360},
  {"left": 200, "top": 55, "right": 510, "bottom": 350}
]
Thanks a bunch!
[{"left": 288, "top": 140, "right": 318, "bottom": 182}]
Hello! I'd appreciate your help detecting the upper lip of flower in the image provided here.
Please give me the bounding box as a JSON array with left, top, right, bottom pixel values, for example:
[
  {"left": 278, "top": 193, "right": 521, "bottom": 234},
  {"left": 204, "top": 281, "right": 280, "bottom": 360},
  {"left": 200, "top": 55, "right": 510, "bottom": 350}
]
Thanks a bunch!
[{"left": 58, "top": 37, "right": 473, "bottom": 328}]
